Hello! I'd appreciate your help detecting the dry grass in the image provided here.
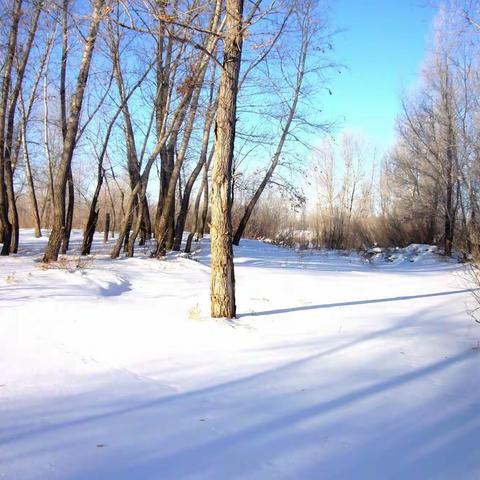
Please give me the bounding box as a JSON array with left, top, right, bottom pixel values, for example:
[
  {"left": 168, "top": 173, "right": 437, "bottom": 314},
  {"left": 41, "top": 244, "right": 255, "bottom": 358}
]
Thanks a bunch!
[
  {"left": 39, "top": 255, "right": 96, "bottom": 273},
  {"left": 187, "top": 303, "right": 202, "bottom": 321},
  {"left": 5, "top": 273, "right": 15, "bottom": 284}
]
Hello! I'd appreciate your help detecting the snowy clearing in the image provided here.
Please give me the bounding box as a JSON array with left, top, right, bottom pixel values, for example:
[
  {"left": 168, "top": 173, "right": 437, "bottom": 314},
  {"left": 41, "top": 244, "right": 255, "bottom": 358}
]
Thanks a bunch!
[{"left": 1, "top": 230, "right": 479, "bottom": 479}]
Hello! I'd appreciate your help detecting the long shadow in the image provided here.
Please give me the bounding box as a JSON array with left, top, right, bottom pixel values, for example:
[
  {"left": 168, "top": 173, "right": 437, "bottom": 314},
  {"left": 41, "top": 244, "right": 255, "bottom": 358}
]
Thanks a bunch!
[
  {"left": 239, "top": 288, "right": 476, "bottom": 318},
  {"left": 146, "top": 349, "right": 474, "bottom": 479},
  {"left": 34, "top": 348, "right": 473, "bottom": 480},
  {"left": 1, "top": 305, "right": 476, "bottom": 479},
  {"left": 0, "top": 304, "right": 455, "bottom": 449},
  {"left": 3, "top": 348, "right": 476, "bottom": 479},
  {"left": 0, "top": 314, "right": 417, "bottom": 447}
]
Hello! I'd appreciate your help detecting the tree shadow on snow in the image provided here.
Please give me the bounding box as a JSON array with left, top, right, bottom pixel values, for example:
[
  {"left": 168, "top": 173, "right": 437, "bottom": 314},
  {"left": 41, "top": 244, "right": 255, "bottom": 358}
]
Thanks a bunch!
[
  {"left": 1, "top": 305, "right": 479, "bottom": 479},
  {"left": 240, "top": 288, "right": 477, "bottom": 318}
]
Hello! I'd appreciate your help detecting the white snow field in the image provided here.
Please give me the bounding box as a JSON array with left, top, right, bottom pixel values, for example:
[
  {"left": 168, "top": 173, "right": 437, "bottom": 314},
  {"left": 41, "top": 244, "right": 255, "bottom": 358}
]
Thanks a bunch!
[{"left": 1, "top": 229, "right": 479, "bottom": 480}]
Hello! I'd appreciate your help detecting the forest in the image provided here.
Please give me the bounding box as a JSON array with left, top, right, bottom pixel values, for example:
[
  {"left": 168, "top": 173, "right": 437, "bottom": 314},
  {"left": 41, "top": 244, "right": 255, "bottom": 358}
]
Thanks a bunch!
[{"left": 1, "top": 1, "right": 480, "bottom": 313}]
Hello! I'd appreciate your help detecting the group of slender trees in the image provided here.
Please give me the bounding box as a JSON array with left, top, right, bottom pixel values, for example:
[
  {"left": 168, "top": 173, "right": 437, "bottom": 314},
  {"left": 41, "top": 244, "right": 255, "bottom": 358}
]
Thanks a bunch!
[
  {"left": 384, "top": 2, "right": 480, "bottom": 257},
  {"left": 0, "top": 0, "right": 331, "bottom": 317},
  {"left": 302, "top": 2, "right": 480, "bottom": 255}
]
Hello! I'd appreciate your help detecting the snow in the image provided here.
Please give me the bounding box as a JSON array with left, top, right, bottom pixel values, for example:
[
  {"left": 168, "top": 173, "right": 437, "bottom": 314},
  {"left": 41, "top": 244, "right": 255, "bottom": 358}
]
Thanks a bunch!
[
  {"left": 1, "top": 229, "right": 479, "bottom": 479},
  {"left": 366, "top": 243, "right": 443, "bottom": 266}
]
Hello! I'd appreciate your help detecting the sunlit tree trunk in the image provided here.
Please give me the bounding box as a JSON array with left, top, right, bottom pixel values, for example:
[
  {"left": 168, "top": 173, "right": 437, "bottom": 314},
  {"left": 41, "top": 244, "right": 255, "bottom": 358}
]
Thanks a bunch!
[
  {"left": 210, "top": 0, "right": 245, "bottom": 318},
  {"left": 59, "top": 0, "right": 75, "bottom": 254},
  {"left": 0, "top": 0, "right": 22, "bottom": 255},
  {"left": 43, "top": 0, "right": 105, "bottom": 262}
]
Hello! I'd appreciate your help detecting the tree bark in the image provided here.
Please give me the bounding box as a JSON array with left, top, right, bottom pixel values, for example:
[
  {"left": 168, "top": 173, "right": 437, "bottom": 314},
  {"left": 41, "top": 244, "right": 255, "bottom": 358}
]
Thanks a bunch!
[
  {"left": 61, "top": 170, "right": 74, "bottom": 253},
  {"left": 444, "top": 156, "right": 454, "bottom": 256},
  {"left": 104, "top": 212, "right": 110, "bottom": 243},
  {"left": 210, "top": 0, "right": 245, "bottom": 318},
  {"left": 60, "top": 0, "right": 74, "bottom": 254},
  {"left": 81, "top": 169, "right": 103, "bottom": 255},
  {"left": 158, "top": 138, "right": 176, "bottom": 250},
  {"left": 199, "top": 150, "right": 212, "bottom": 240}
]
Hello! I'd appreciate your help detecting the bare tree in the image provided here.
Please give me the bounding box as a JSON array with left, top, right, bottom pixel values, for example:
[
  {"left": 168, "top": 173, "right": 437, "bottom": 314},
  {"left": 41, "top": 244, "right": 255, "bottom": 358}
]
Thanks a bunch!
[
  {"left": 81, "top": 60, "right": 154, "bottom": 255},
  {"left": 153, "top": 0, "right": 223, "bottom": 257},
  {"left": 0, "top": 0, "right": 23, "bottom": 255},
  {"left": 233, "top": 0, "right": 320, "bottom": 245},
  {"left": 43, "top": 0, "right": 106, "bottom": 262},
  {"left": 209, "top": 0, "right": 247, "bottom": 318},
  {"left": 172, "top": 72, "right": 217, "bottom": 251}
]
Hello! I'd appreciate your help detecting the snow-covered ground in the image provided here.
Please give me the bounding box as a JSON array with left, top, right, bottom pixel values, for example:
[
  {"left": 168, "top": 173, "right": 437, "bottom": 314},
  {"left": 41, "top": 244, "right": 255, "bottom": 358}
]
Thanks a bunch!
[{"left": 1, "top": 229, "right": 479, "bottom": 479}]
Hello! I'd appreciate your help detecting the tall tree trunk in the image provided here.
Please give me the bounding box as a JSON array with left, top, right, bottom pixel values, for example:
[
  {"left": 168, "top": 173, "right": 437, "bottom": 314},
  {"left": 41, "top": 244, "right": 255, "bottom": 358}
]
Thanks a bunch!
[
  {"left": 445, "top": 181, "right": 453, "bottom": 256},
  {"left": 139, "top": 197, "right": 152, "bottom": 245},
  {"left": 104, "top": 212, "right": 110, "bottom": 243},
  {"left": 20, "top": 99, "right": 42, "bottom": 237},
  {"left": 18, "top": 18, "right": 55, "bottom": 239},
  {"left": 111, "top": 181, "right": 142, "bottom": 258},
  {"left": 154, "top": 2, "right": 222, "bottom": 257},
  {"left": 43, "top": 0, "right": 105, "bottom": 262},
  {"left": 104, "top": 174, "right": 116, "bottom": 238},
  {"left": 444, "top": 94, "right": 456, "bottom": 257},
  {"left": 60, "top": 0, "right": 74, "bottom": 254},
  {"left": 107, "top": 16, "right": 146, "bottom": 256},
  {"left": 426, "top": 190, "right": 438, "bottom": 245},
  {"left": 173, "top": 94, "right": 216, "bottom": 251},
  {"left": 7, "top": 4, "right": 40, "bottom": 250},
  {"left": 110, "top": 10, "right": 212, "bottom": 259},
  {"left": 4, "top": 162, "right": 19, "bottom": 253},
  {"left": 0, "top": 0, "right": 22, "bottom": 255},
  {"left": 160, "top": 139, "right": 176, "bottom": 249},
  {"left": 81, "top": 174, "right": 103, "bottom": 255},
  {"left": 4, "top": 3, "right": 41, "bottom": 252},
  {"left": 210, "top": 0, "right": 245, "bottom": 318},
  {"left": 185, "top": 176, "right": 206, "bottom": 254},
  {"left": 154, "top": 94, "right": 198, "bottom": 255},
  {"left": 43, "top": 64, "right": 55, "bottom": 228},
  {"left": 61, "top": 170, "right": 74, "bottom": 253},
  {"left": 82, "top": 58, "right": 154, "bottom": 256},
  {"left": 155, "top": 146, "right": 168, "bottom": 232},
  {"left": 198, "top": 151, "right": 211, "bottom": 240},
  {"left": 185, "top": 150, "right": 212, "bottom": 253}
]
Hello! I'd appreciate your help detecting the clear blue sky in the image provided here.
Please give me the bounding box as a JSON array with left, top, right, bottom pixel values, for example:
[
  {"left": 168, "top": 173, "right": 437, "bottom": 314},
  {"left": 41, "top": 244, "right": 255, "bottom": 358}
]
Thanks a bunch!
[{"left": 322, "top": 0, "right": 437, "bottom": 154}]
